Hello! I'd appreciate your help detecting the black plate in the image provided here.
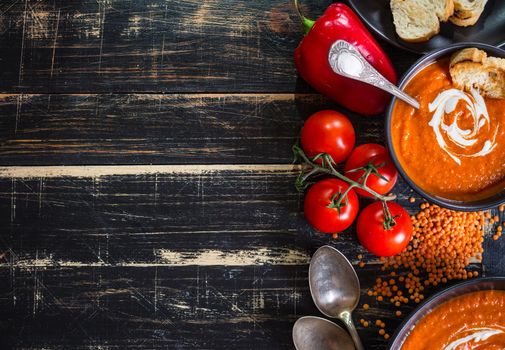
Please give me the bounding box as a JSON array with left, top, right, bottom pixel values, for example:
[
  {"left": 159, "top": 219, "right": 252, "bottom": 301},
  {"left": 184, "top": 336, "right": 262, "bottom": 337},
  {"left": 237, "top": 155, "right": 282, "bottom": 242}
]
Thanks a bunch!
[
  {"left": 388, "top": 277, "right": 505, "bottom": 349},
  {"left": 347, "top": 0, "right": 505, "bottom": 53}
]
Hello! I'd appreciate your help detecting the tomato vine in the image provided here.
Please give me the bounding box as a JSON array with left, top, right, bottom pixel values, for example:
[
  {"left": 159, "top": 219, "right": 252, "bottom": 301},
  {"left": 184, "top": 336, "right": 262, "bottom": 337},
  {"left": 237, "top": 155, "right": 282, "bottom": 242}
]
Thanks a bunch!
[{"left": 293, "top": 144, "right": 398, "bottom": 229}]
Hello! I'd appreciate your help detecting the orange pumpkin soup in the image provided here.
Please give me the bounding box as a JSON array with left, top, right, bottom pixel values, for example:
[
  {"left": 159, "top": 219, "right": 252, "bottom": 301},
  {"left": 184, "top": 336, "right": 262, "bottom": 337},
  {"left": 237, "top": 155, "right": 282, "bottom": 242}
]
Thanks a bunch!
[
  {"left": 401, "top": 290, "right": 505, "bottom": 350},
  {"left": 391, "top": 59, "right": 505, "bottom": 201}
]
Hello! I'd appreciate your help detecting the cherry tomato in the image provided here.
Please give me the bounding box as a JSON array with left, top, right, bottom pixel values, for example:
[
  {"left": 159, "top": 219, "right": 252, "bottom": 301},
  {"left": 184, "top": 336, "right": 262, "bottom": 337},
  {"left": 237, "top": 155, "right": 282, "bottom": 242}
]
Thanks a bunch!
[
  {"left": 344, "top": 143, "right": 386, "bottom": 170},
  {"left": 304, "top": 178, "right": 359, "bottom": 233},
  {"left": 344, "top": 144, "right": 398, "bottom": 197},
  {"left": 356, "top": 202, "right": 412, "bottom": 257},
  {"left": 301, "top": 110, "right": 355, "bottom": 164}
]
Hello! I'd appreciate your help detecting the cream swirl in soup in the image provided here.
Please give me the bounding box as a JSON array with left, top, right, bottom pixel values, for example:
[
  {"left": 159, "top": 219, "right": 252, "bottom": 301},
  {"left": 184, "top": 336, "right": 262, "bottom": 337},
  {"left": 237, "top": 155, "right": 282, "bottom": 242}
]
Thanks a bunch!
[
  {"left": 428, "top": 88, "right": 497, "bottom": 165},
  {"left": 390, "top": 59, "right": 505, "bottom": 201}
]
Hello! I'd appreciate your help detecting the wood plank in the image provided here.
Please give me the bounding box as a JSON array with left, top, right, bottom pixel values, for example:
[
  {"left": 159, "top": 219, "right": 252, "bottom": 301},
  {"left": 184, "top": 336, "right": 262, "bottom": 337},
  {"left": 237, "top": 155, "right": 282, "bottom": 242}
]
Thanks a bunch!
[
  {"left": 0, "top": 168, "right": 338, "bottom": 348},
  {"left": 0, "top": 265, "right": 486, "bottom": 349},
  {"left": 0, "top": 167, "right": 494, "bottom": 267},
  {"left": 0, "top": 265, "right": 315, "bottom": 349},
  {"left": 0, "top": 167, "right": 352, "bottom": 265},
  {"left": 0, "top": 169, "right": 498, "bottom": 349},
  {"left": 0, "top": 264, "right": 424, "bottom": 350},
  {"left": 0, "top": 93, "right": 386, "bottom": 165},
  {"left": 0, "top": 0, "right": 418, "bottom": 93},
  {"left": 2, "top": 1, "right": 500, "bottom": 349},
  {"left": 0, "top": 164, "right": 300, "bottom": 178}
]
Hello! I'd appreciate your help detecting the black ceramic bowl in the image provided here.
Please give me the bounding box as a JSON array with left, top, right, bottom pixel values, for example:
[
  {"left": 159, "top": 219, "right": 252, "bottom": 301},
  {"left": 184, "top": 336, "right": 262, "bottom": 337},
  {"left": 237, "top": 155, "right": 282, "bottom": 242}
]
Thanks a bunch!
[
  {"left": 386, "top": 42, "right": 505, "bottom": 211},
  {"left": 388, "top": 277, "right": 505, "bottom": 349}
]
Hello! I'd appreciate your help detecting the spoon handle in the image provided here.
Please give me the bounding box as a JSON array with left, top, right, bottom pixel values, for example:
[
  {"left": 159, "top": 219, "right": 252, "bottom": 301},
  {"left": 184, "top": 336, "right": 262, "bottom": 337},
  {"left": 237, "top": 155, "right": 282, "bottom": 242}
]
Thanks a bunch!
[
  {"left": 341, "top": 311, "right": 364, "bottom": 350},
  {"left": 328, "top": 40, "right": 420, "bottom": 110}
]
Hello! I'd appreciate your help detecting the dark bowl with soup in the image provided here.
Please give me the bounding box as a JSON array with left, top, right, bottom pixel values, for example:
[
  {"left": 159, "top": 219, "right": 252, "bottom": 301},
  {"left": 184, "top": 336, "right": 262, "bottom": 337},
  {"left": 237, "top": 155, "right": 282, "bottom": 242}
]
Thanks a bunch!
[
  {"left": 388, "top": 277, "right": 505, "bottom": 349},
  {"left": 385, "top": 43, "right": 505, "bottom": 211}
]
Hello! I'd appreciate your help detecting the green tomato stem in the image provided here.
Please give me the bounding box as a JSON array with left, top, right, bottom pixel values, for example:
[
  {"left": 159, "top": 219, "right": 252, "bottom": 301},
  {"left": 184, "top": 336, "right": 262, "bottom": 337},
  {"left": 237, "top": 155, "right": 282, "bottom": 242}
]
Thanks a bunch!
[{"left": 293, "top": 145, "right": 396, "bottom": 202}]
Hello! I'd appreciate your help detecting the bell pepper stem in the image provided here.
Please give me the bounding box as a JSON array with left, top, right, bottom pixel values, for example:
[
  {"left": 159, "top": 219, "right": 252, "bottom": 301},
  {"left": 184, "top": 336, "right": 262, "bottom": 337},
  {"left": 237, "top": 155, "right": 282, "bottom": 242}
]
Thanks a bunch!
[{"left": 294, "top": 0, "right": 315, "bottom": 34}]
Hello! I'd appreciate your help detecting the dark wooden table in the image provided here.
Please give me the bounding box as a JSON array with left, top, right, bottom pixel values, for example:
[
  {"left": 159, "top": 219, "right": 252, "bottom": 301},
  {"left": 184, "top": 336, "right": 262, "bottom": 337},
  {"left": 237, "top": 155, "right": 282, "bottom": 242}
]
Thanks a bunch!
[{"left": 0, "top": 1, "right": 504, "bottom": 349}]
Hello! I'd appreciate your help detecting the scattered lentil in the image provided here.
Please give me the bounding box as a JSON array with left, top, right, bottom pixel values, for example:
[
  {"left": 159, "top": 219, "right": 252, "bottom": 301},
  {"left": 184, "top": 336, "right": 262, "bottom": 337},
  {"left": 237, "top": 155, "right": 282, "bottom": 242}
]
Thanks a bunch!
[
  {"left": 362, "top": 203, "right": 503, "bottom": 342},
  {"left": 388, "top": 204, "right": 483, "bottom": 284}
]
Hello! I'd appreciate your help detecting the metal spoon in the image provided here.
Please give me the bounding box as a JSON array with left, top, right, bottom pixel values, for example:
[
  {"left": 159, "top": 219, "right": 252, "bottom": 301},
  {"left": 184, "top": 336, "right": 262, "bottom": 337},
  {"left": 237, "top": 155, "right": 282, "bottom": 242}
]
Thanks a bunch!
[
  {"left": 309, "top": 245, "right": 364, "bottom": 350},
  {"left": 328, "top": 39, "right": 420, "bottom": 109},
  {"left": 293, "top": 316, "right": 355, "bottom": 350}
]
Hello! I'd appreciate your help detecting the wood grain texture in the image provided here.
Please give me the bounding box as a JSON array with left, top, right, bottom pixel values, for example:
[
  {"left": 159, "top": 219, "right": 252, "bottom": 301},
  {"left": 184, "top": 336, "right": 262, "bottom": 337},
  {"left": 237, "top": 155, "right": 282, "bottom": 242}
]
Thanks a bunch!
[
  {"left": 0, "top": 0, "right": 503, "bottom": 349},
  {"left": 2, "top": 264, "right": 481, "bottom": 350},
  {"left": 0, "top": 93, "right": 387, "bottom": 165},
  {"left": 0, "top": 0, "right": 418, "bottom": 93},
  {"left": 0, "top": 168, "right": 500, "bottom": 349}
]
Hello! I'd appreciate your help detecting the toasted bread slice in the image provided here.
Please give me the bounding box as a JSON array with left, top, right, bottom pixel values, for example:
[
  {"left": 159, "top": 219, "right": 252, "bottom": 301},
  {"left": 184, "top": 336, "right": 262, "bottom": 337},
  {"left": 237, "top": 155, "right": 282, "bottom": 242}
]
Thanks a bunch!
[
  {"left": 450, "top": 0, "right": 488, "bottom": 26},
  {"left": 450, "top": 47, "right": 487, "bottom": 67},
  {"left": 428, "top": 0, "right": 454, "bottom": 22},
  {"left": 391, "top": 0, "right": 440, "bottom": 42},
  {"left": 449, "top": 48, "right": 505, "bottom": 99}
]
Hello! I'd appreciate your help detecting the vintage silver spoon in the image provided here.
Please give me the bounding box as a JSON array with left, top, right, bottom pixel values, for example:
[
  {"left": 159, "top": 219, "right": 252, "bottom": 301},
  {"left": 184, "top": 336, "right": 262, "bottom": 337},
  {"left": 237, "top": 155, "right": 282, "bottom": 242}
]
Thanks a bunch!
[
  {"left": 328, "top": 39, "right": 420, "bottom": 109},
  {"left": 309, "top": 245, "right": 364, "bottom": 350},
  {"left": 293, "top": 316, "right": 355, "bottom": 350}
]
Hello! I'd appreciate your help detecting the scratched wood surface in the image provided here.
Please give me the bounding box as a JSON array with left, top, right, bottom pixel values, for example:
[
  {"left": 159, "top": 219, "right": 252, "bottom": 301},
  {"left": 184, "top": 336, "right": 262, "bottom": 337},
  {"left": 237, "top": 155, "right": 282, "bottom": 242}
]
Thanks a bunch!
[
  {"left": 0, "top": 0, "right": 415, "bottom": 93},
  {"left": 0, "top": 93, "right": 390, "bottom": 165},
  {"left": 0, "top": 1, "right": 504, "bottom": 350}
]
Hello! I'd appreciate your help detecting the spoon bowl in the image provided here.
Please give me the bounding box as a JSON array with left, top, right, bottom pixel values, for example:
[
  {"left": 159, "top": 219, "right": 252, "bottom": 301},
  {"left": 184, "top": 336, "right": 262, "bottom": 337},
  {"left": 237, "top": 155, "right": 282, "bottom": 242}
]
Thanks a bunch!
[
  {"left": 293, "top": 316, "right": 355, "bottom": 350},
  {"left": 328, "top": 40, "right": 420, "bottom": 109},
  {"left": 309, "top": 245, "right": 363, "bottom": 350}
]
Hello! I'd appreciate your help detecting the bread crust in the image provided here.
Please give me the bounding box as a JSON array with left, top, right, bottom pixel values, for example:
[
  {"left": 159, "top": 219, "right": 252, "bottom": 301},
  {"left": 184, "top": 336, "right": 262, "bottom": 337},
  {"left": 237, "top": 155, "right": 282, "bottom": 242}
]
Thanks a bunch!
[
  {"left": 439, "top": 0, "right": 454, "bottom": 22},
  {"left": 449, "top": 0, "right": 488, "bottom": 26},
  {"left": 391, "top": 0, "right": 442, "bottom": 42},
  {"left": 449, "top": 48, "right": 505, "bottom": 99},
  {"left": 390, "top": 0, "right": 488, "bottom": 42},
  {"left": 450, "top": 48, "right": 487, "bottom": 67}
]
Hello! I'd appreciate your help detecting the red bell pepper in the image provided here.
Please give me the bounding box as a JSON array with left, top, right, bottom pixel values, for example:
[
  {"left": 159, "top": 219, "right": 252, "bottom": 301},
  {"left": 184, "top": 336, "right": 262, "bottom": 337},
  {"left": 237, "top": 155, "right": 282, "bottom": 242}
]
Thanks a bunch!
[{"left": 294, "top": 1, "right": 397, "bottom": 116}]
